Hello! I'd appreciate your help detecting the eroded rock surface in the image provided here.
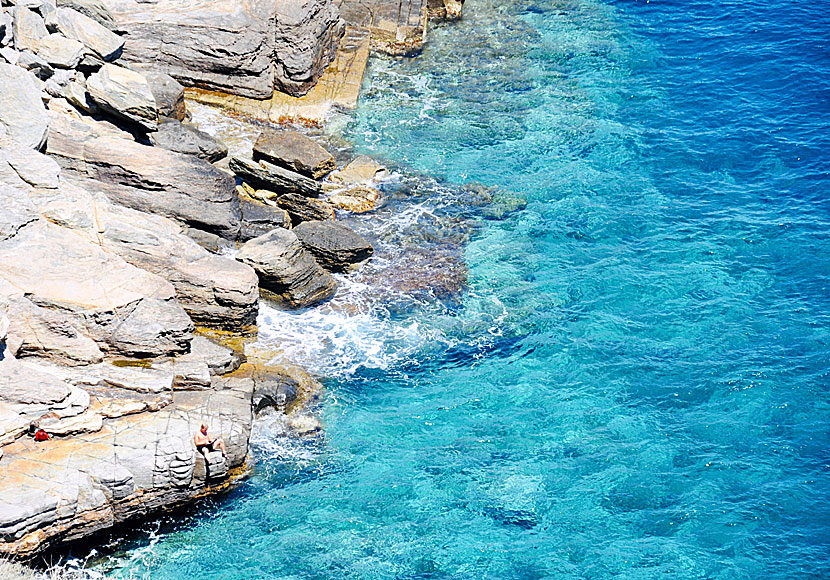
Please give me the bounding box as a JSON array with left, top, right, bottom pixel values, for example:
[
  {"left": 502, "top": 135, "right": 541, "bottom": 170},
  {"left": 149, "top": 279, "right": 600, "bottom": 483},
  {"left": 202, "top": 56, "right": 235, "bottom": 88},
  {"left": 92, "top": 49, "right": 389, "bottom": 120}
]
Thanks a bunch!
[
  {"left": 230, "top": 156, "right": 322, "bottom": 198},
  {"left": 150, "top": 118, "right": 228, "bottom": 162}
]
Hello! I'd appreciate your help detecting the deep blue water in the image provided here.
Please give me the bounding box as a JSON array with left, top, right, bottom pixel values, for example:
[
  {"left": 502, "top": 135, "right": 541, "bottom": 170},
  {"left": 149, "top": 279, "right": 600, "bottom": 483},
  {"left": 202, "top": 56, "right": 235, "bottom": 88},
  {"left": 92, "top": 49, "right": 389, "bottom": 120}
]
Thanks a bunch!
[{"left": 96, "top": 0, "right": 830, "bottom": 578}]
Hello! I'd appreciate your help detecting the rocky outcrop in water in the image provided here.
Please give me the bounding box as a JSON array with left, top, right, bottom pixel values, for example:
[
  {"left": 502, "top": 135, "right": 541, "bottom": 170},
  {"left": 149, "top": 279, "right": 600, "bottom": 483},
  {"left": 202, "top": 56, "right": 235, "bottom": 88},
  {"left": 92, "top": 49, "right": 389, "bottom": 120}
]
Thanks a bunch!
[
  {"left": 236, "top": 228, "right": 337, "bottom": 308},
  {"left": 294, "top": 220, "right": 373, "bottom": 272}
]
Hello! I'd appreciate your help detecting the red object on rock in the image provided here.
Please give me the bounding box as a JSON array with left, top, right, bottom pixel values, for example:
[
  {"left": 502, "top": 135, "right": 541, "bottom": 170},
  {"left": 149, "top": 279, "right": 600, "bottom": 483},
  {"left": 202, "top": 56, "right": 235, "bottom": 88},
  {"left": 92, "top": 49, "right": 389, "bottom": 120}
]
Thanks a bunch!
[{"left": 34, "top": 429, "right": 50, "bottom": 441}]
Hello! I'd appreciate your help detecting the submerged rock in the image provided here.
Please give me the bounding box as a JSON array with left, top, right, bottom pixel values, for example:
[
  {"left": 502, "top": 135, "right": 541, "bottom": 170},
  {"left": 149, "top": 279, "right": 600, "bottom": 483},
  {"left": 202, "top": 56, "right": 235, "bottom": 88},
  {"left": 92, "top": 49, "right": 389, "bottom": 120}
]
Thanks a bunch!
[
  {"left": 236, "top": 228, "right": 337, "bottom": 308},
  {"left": 327, "top": 185, "right": 382, "bottom": 213},
  {"left": 150, "top": 118, "right": 227, "bottom": 162},
  {"left": 328, "top": 155, "right": 390, "bottom": 185},
  {"left": 253, "top": 129, "right": 336, "bottom": 179},
  {"left": 293, "top": 220, "right": 373, "bottom": 272}
]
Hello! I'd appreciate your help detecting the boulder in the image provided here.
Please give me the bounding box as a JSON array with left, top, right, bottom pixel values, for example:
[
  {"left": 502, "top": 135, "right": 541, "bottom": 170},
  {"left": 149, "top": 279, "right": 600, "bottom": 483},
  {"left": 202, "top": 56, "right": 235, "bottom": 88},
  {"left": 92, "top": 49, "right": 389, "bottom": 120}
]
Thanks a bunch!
[
  {"left": 36, "top": 32, "right": 83, "bottom": 68},
  {"left": 86, "top": 64, "right": 158, "bottom": 131},
  {"left": 253, "top": 129, "right": 335, "bottom": 179},
  {"left": 276, "top": 192, "right": 335, "bottom": 226},
  {"left": 229, "top": 156, "right": 322, "bottom": 198},
  {"left": 328, "top": 155, "right": 390, "bottom": 185},
  {"left": 150, "top": 119, "right": 228, "bottom": 162},
  {"left": 327, "top": 185, "right": 382, "bottom": 213},
  {"left": 54, "top": 7, "right": 123, "bottom": 61},
  {"left": 0, "top": 219, "right": 192, "bottom": 357},
  {"left": 56, "top": 0, "right": 118, "bottom": 31},
  {"left": 273, "top": 0, "right": 345, "bottom": 96},
  {"left": 240, "top": 196, "right": 291, "bottom": 242},
  {"left": 39, "top": 180, "right": 258, "bottom": 329},
  {"left": 0, "top": 63, "right": 48, "bottom": 149},
  {"left": 293, "top": 220, "right": 373, "bottom": 272},
  {"left": 105, "top": 0, "right": 344, "bottom": 99},
  {"left": 236, "top": 228, "right": 336, "bottom": 308},
  {"left": 46, "top": 105, "right": 242, "bottom": 239},
  {"left": 141, "top": 70, "right": 186, "bottom": 120},
  {"left": 12, "top": 7, "right": 47, "bottom": 52},
  {"left": 0, "top": 11, "right": 12, "bottom": 47},
  {"left": 62, "top": 78, "right": 98, "bottom": 114}
]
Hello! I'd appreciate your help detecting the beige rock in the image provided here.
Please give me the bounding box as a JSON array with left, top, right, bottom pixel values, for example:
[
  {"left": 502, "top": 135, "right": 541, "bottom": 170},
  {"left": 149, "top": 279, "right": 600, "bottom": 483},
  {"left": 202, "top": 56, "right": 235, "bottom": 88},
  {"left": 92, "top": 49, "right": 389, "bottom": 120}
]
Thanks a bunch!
[
  {"left": 54, "top": 6, "right": 123, "bottom": 61},
  {"left": 86, "top": 63, "right": 158, "bottom": 131},
  {"left": 328, "top": 155, "right": 390, "bottom": 185},
  {"left": 12, "top": 7, "right": 47, "bottom": 53},
  {"left": 36, "top": 33, "right": 84, "bottom": 69},
  {"left": 328, "top": 185, "right": 382, "bottom": 213},
  {"left": 0, "top": 63, "right": 49, "bottom": 149}
]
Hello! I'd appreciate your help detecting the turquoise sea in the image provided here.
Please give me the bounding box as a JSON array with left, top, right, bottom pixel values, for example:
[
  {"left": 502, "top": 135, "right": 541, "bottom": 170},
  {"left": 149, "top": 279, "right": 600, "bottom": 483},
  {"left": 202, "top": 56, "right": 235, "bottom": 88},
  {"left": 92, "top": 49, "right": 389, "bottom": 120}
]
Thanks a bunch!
[{"left": 90, "top": 0, "right": 830, "bottom": 578}]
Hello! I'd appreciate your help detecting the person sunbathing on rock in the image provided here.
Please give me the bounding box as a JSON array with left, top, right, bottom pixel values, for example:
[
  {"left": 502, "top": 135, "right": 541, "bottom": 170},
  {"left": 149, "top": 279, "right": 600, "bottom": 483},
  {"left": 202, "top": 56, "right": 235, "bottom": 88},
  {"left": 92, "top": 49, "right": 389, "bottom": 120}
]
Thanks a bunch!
[{"left": 194, "top": 423, "right": 227, "bottom": 460}]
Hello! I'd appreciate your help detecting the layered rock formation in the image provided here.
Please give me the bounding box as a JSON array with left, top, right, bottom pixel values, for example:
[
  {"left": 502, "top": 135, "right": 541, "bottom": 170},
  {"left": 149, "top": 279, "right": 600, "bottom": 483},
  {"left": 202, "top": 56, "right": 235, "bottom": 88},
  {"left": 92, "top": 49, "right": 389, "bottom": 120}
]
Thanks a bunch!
[{"left": 105, "top": 0, "right": 345, "bottom": 98}]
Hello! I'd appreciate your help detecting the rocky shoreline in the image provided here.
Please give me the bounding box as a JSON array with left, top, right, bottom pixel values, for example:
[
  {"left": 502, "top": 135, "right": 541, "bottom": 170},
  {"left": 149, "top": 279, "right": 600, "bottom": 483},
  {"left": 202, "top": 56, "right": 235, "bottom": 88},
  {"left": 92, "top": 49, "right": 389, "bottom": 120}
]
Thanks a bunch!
[{"left": 0, "top": 0, "right": 466, "bottom": 562}]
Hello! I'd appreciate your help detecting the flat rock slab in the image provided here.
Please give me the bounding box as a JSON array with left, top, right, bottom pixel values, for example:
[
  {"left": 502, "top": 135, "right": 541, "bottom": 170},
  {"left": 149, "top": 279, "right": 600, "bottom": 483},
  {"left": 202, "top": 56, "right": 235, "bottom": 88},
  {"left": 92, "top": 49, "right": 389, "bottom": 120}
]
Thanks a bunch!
[
  {"left": 230, "top": 156, "right": 322, "bottom": 198},
  {"left": 87, "top": 63, "right": 158, "bottom": 131},
  {"left": 0, "top": 63, "right": 48, "bottom": 149},
  {"left": 328, "top": 155, "right": 390, "bottom": 185},
  {"left": 276, "top": 192, "right": 335, "bottom": 226},
  {"left": 13, "top": 7, "right": 47, "bottom": 53},
  {"left": 253, "top": 129, "right": 335, "bottom": 179},
  {"left": 327, "top": 185, "right": 382, "bottom": 213},
  {"left": 57, "top": 0, "right": 119, "bottom": 31},
  {"left": 55, "top": 6, "right": 123, "bottom": 61},
  {"left": 236, "top": 228, "right": 337, "bottom": 309},
  {"left": 150, "top": 119, "right": 227, "bottom": 162},
  {"left": 293, "top": 220, "right": 373, "bottom": 272}
]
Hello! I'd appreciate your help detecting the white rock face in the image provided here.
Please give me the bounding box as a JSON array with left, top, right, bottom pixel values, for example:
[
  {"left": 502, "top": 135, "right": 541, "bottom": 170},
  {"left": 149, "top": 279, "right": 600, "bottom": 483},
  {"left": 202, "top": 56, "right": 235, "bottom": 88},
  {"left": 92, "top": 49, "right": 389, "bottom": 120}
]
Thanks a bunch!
[
  {"left": 0, "top": 63, "right": 48, "bottom": 149},
  {"left": 54, "top": 6, "right": 124, "bottom": 60}
]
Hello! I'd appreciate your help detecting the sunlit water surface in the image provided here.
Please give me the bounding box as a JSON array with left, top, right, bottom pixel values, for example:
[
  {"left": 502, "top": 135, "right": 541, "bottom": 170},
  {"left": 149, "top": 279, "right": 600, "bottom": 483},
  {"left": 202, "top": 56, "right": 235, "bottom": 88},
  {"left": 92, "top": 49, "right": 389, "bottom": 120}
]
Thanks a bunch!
[{"left": 88, "top": 0, "right": 830, "bottom": 578}]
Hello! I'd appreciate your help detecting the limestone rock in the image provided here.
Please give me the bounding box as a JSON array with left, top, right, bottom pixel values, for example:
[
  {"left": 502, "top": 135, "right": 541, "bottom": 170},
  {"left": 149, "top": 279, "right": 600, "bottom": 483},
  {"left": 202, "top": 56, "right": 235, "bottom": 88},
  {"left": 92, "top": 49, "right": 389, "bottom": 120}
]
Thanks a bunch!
[
  {"left": 36, "top": 32, "right": 83, "bottom": 68},
  {"left": 86, "top": 64, "right": 158, "bottom": 131},
  {"left": 229, "top": 156, "right": 322, "bottom": 198},
  {"left": 12, "top": 7, "right": 47, "bottom": 52},
  {"left": 177, "top": 336, "right": 243, "bottom": 376},
  {"left": 293, "top": 220, "right": 373, "bottom": 272},
  {"left": 328, "top": 185, "right": 382, "bottom": 213},
  {"left": 0, "top": 63, "right": 48, "bottom": 149},
  {"left": 0, "top": 219, "right": 194, "bottom": 357},
  {"left": 15, "top": 48, "right": 53, "bottom": 79},
  {"left": 236, "top": 228, "right": 337, "bottom": 308},
  {"left": 240, "top": 196, "right": 291, "bottom": 242},
  {"left": 108, "top": 297, "right": 193, "bottom": 358},
  {"left": 328, "top": 155, "right": 390, "bottom": 185},
  {"left": 54, "top": 7, "right": 123, "bottom": 61},
  {"left": 2, "top": 144, "right": 61, "bottom": 188},
  {"left": 0, "top": 183, "right": 37, "bottom": 240},
  {"left": 46, "top": 107, "right": 242, "bottom": 239},
  {"left": 38, "top": 181, "right": 258, "bottom": 329},
  {"left": 150, "top": 119, "right": 227, "bottom": 163},
  {"left": 273, "top": 0, "right": 345, "bottom": 96},
  {"left": 106, "top": 0, "right": 343, "bottom": 99},
  {"left": 276, "top": 192, "right": 335, "bottom": 226},
  {"left": 56, "top": 0, "right": 118, "bottom": 31},
  {"left": 0, "top": 285, "right": 104, "bottom": 366},
  {"left": 141, "top": 70, "right": 185, "bottom": 120},
  {"left": 253, "top": 129, "right": 336, "bottom": 179}
]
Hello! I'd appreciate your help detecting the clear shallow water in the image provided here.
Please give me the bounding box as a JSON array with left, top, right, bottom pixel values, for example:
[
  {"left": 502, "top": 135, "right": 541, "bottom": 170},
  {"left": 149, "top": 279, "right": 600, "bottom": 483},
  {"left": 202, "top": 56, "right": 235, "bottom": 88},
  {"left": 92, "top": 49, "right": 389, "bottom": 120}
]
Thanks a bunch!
[{"left": 93, "top": 0, "right": 830, "bottom": 578}]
